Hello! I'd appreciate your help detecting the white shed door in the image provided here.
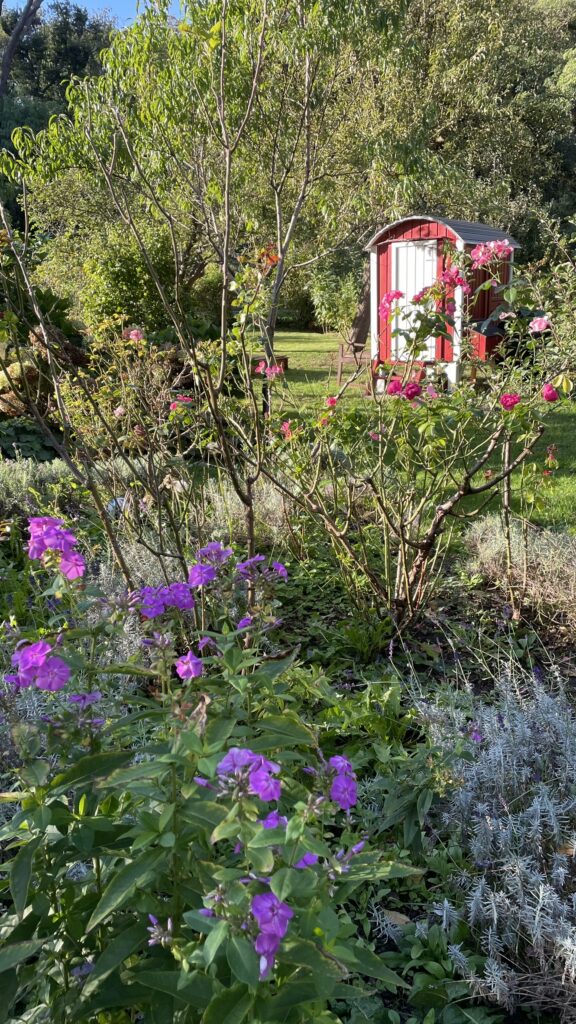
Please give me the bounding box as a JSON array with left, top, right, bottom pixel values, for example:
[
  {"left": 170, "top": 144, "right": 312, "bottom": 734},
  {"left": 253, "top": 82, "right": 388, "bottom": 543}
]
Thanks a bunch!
[{"left": 391, "top": 241, "right": 437, "bottom": 360}]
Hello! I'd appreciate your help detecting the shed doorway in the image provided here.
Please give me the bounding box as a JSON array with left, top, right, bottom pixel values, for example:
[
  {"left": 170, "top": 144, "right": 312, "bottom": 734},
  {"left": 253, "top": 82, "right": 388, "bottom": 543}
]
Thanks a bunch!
[{"left": 391, "top": 240, "right": 437, "bottom": 360}]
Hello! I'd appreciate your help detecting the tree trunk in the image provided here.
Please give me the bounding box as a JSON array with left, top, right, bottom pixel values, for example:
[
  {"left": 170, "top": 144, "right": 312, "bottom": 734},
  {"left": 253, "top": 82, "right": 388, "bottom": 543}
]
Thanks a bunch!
[
  {"left": 0, "top": 0, "right": 44, "bottom": 101},
  {"left": 348, "top": 259, "right": 371, "bottom": 352}
]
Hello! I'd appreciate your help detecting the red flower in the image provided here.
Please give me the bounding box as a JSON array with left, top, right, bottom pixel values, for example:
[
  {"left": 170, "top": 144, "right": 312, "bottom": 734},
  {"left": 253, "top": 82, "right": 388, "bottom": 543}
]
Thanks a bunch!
[
  {"left": 499, "top": 393, "right": 521, "bottom": 411},
  {"left": 542, "top": 383, "right": 559, "bottom": 402}
]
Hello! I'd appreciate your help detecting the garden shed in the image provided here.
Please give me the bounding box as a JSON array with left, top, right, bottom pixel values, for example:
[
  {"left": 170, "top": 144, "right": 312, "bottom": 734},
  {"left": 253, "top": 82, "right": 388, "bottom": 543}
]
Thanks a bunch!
[{"left": 365, "top": 215, "right": 520, "bottom": 384}]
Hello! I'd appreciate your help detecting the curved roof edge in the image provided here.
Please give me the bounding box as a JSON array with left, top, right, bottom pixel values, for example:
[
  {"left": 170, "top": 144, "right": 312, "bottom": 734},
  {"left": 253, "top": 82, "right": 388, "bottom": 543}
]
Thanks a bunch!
[{"left": 365, "top": 215, "right": 520, "bottom": 251}]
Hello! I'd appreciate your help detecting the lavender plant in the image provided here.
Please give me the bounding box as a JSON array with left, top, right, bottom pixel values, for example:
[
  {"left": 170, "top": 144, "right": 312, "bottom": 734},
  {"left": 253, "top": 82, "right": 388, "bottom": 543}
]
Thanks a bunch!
[
  {"left": 0, "top": 516, "right": 416, "bottom": 1023},
  {"left": 424, "top": 674, "right": 576, "bottom": 1021}
]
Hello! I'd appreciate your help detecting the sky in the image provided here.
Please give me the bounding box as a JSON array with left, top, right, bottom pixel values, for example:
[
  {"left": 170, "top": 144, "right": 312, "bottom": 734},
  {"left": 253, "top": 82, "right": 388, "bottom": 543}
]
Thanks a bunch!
[{"left": 55, "top": 0, "right": 179, "bottom": 27}]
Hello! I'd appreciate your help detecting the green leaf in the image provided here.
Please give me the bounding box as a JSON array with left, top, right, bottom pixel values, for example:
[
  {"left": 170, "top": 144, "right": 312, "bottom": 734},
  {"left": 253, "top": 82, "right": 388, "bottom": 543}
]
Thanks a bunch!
[
  {"left": 9, "top": 836, "right": 41, "bottom": 918},
  {"left": 86, "top": 849, "right": 164, "bottom": 931},
  {"left": 125, "top": 969, "right": 213, "bottom": 1009},
  {"left": 254, "top": 715, "right": 313, "bottom": 747},
  {"left": 0, "top": 939, "right": 44, "bottom": 974},
  {"left": 203, "top": 918, "right": 229, "bottom": 965},
  {"left": 226, "top": 935, "right": 260, "bottom": 987},
  {"left": 340, "top": 944, "right": 407, "bottom": 990},
  {"left": 201, "top": 984, "right": 252, "bottom": 1024},
  {"left": 82, "top": 922, "right": 146, "bottom": 997},
  {"left": 51, "top": 751, "right": 134, "bottom": 793}
]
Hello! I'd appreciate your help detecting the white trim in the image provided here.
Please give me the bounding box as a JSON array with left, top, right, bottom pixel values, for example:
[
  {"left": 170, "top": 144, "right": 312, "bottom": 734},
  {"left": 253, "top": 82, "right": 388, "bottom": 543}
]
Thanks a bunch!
[
  {"left": 451, "top": 238, "right": 464, "bottom": 369},
  {"left": 370, "top": 250, "right": 379, "bottom": 361}
]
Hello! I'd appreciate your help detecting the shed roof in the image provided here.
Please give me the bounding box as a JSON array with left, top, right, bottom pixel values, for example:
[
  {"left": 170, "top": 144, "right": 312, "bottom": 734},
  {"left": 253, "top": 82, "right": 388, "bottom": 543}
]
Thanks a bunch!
[{"left": 365, "top": 215, "right": 520, "bottom": 251}]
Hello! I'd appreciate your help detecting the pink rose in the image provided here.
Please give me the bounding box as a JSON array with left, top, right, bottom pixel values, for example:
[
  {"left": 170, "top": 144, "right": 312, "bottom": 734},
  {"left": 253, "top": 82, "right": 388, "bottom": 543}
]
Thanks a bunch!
[
  {"left": 542, "top": 383, "right": 559, "bottom": 402},
  {"left": 499, "top": 393, "right": 521, "bottom": 410},
  {"left": 529, "top": 316, "right": 551, "bottom": 333},
  {"left": 255, "top": 360, "right": 266, "bottom": 374},
  {"left": 326, "top": 396, "right": 338, "bottom": 407},
  {"left": 129, "top": 329, "right": 144, "bottom": 341},
  {"left": 386, "top": 379, "right": 403, "bottom": 396},
  {"left": 281, "top": 420, "right": 293, "bottom": 439},
  {"left": 404, "top": 382, "right": 422, "bottom": 400}
]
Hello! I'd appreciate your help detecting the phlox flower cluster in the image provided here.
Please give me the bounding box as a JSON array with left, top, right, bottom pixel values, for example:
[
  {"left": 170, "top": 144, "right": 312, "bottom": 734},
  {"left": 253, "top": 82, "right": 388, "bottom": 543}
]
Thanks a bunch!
[
  {"left": 378, "top": 289, "right": 404, "bottom": 319},
  {"left": 195, "top": 747, "right": 282, "bottom": 803},
  {"left": 306, "top": 753, "right": 358, "bottom": 812},
  {"left": 27, "top": 517, "right": 85, "bottom": 581},
  {"left": 235, "top": 555, "right": 288, "bottom": 581},
  {"left": 470, "top": 239, "right": 513, "bottom": 269},
  {"left": 252, "top": 892, "right": 294, "bottom": 978},
  {"left": 7, "top": 639, "right": 71, "bottom": 691}
]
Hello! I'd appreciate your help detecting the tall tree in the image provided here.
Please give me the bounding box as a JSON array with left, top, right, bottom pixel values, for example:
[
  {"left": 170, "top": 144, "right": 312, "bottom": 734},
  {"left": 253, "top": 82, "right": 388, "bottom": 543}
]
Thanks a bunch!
[{"left": 0, "top": 0, "right": 43, "bottom": 101}]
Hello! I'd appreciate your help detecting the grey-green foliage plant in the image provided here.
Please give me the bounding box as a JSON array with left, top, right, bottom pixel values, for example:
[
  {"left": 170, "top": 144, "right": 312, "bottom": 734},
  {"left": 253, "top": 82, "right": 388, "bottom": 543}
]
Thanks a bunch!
[
  {"left": 421, "top": 674, "right": 576, "bottom": 1020},
  {"left": 0, "top": 524, "right": 418, "bottom": 1024}
]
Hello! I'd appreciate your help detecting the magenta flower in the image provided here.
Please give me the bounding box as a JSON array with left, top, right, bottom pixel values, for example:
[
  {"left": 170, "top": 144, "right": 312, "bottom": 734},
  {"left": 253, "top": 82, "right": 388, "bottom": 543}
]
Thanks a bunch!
[
  {"left": 280, "top": 420, "right": 293, "bottom": 440},
  {"left": 198, "top": 636, "right": 218, "bottom": 651},
  {"left": 379, "top": 289, "right": 404, "bottom": 318},
  {"left": 188, "top": 563, "right": 218, "bottom": 587},
  {"left": 330, "top": 773, "right": 358, "bottom": 811},
  {"left": 175, "top": 651, "right": 203, "bottom": 680},
  {"left": 35, "top": 656, "right": 71, "bottom": 692},
  {"left": 12, "top": 640, "right": 52, "bottom": 681},
  {"left": 470, "top": 239, "right": 513, "bottom": 269},
  {"left": 329, "top": 755, "right": 353, "bottom": 774},
  {"left": 59, "top": 550, "right": 86, "bottom": 580},
  {"left": 252, "top": 892, "right": 294, "bottom": 938},
  {"left": 386, "top": 379, "right": 403, "bottom": 396},
  {"left": 137, "top": 586, "right": 167, "bottom": 619},
  {"left": 404, "top": 382, "right": 422, "bottom": 400},
  {"left": 326, "top": 396, "right": 338, "bottom": 408},
  {"left": 542, "top": 383, "right": 559, "bottom": 402},
  {"left": 499, "top": 392, "right": 521, "bottom": 411},
  {"left": 412, "top": 286, "right": 430, "bottom": 303},
  {"left": 264, "top": 365, "right": 283, "bottom": 380}
]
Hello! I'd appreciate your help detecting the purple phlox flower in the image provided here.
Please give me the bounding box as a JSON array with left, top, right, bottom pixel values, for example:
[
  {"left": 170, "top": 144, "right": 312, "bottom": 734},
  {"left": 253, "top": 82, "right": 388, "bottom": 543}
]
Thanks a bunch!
[
  {"left": 71, "top": 961, "right": 94, "bottom": 980},
  {"left": 261, "top": 810, "right": 288, "bottom": 829},
  {"left": 236, "top": 554, "right": 266, "bottom": 579},
  {"left": 295, "top": 852, "right": 319, "bottom": 869},
  {"left": 271, "top": 561, "right": 288, "bottom": 580},
  {"left": 35, "top": 656, "right": 71, "bottom": 692},
  {"left": 236, "top": 615, "right": 253, "bottom": 630},
  {"left": 254, "top": 930, "right": 281, "bottom": 979},
  {"left": 233, "top": 842, "right": 243, "bottom": 854},
  {"left": 469, "top": 727, "right": 483, "bottom": 743},
  {"left": 4, "top": 672, "right": 30, "bottom": 688},
  {"left": 59, "top": 550, "right": 86, "bottom": 580},
  {"left": 197, "top": 541, "right": 233, "bottom": 565},
  {"left": 27, "top": 517, "right": 77, "bottom": 560},
  {"left": 68, "top": 691, "right": 102, "bottom": 708},
  {"left": 330, "top": 773, "right": 358, "bottom": 811},
  {"left": 198, "top": 907, "right": 215, "bottom": 917},
  {"left": 161, "top": 582, "right": 195, "bottom": 612},
  {"left": 249, "top": 767, "right": 281, "bottom": 802},
  {"left": 142, "top": 632, "right": 173, "bottom": 649},
  {"left": 251, "top": 892, "right": 293, "bottom": 938},
  {"left": 198, "top": 635, "right": 218, "bottom": 652},
  {"left": 188, "top": 563, "right": 218, "bottom": 588},
  {"left": 175, "top": 650, "right": 204, "bottom": 680},
  {"left": 11, "top": 640, "right": 71, "bottom": 691},
  {"left": 136, "top": 586, "right": 167, "bottom": 619},
  {"left": 193, "top": 776, "right": 212, "bottom": 788},
  {"left": 87, "top": 717, "right": 105, "bottom": 728},
  {"left": 217, "top": 747, "right": 259, "bottom": 775},
  {"left": 349, "top": 840, "right": 366, "bottom": 856},
  {"left": 328, "top": 755, "right": 354, "bottom": 775},
  {"left": 147, "top": 914, "right": 173, "bottom": 948}
]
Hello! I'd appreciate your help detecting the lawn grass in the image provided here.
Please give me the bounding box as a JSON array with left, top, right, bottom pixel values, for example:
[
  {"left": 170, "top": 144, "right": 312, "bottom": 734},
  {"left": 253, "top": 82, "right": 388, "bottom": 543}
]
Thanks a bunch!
[{"left": 272, "top": 330, "right": 576, "bottom": 533}]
